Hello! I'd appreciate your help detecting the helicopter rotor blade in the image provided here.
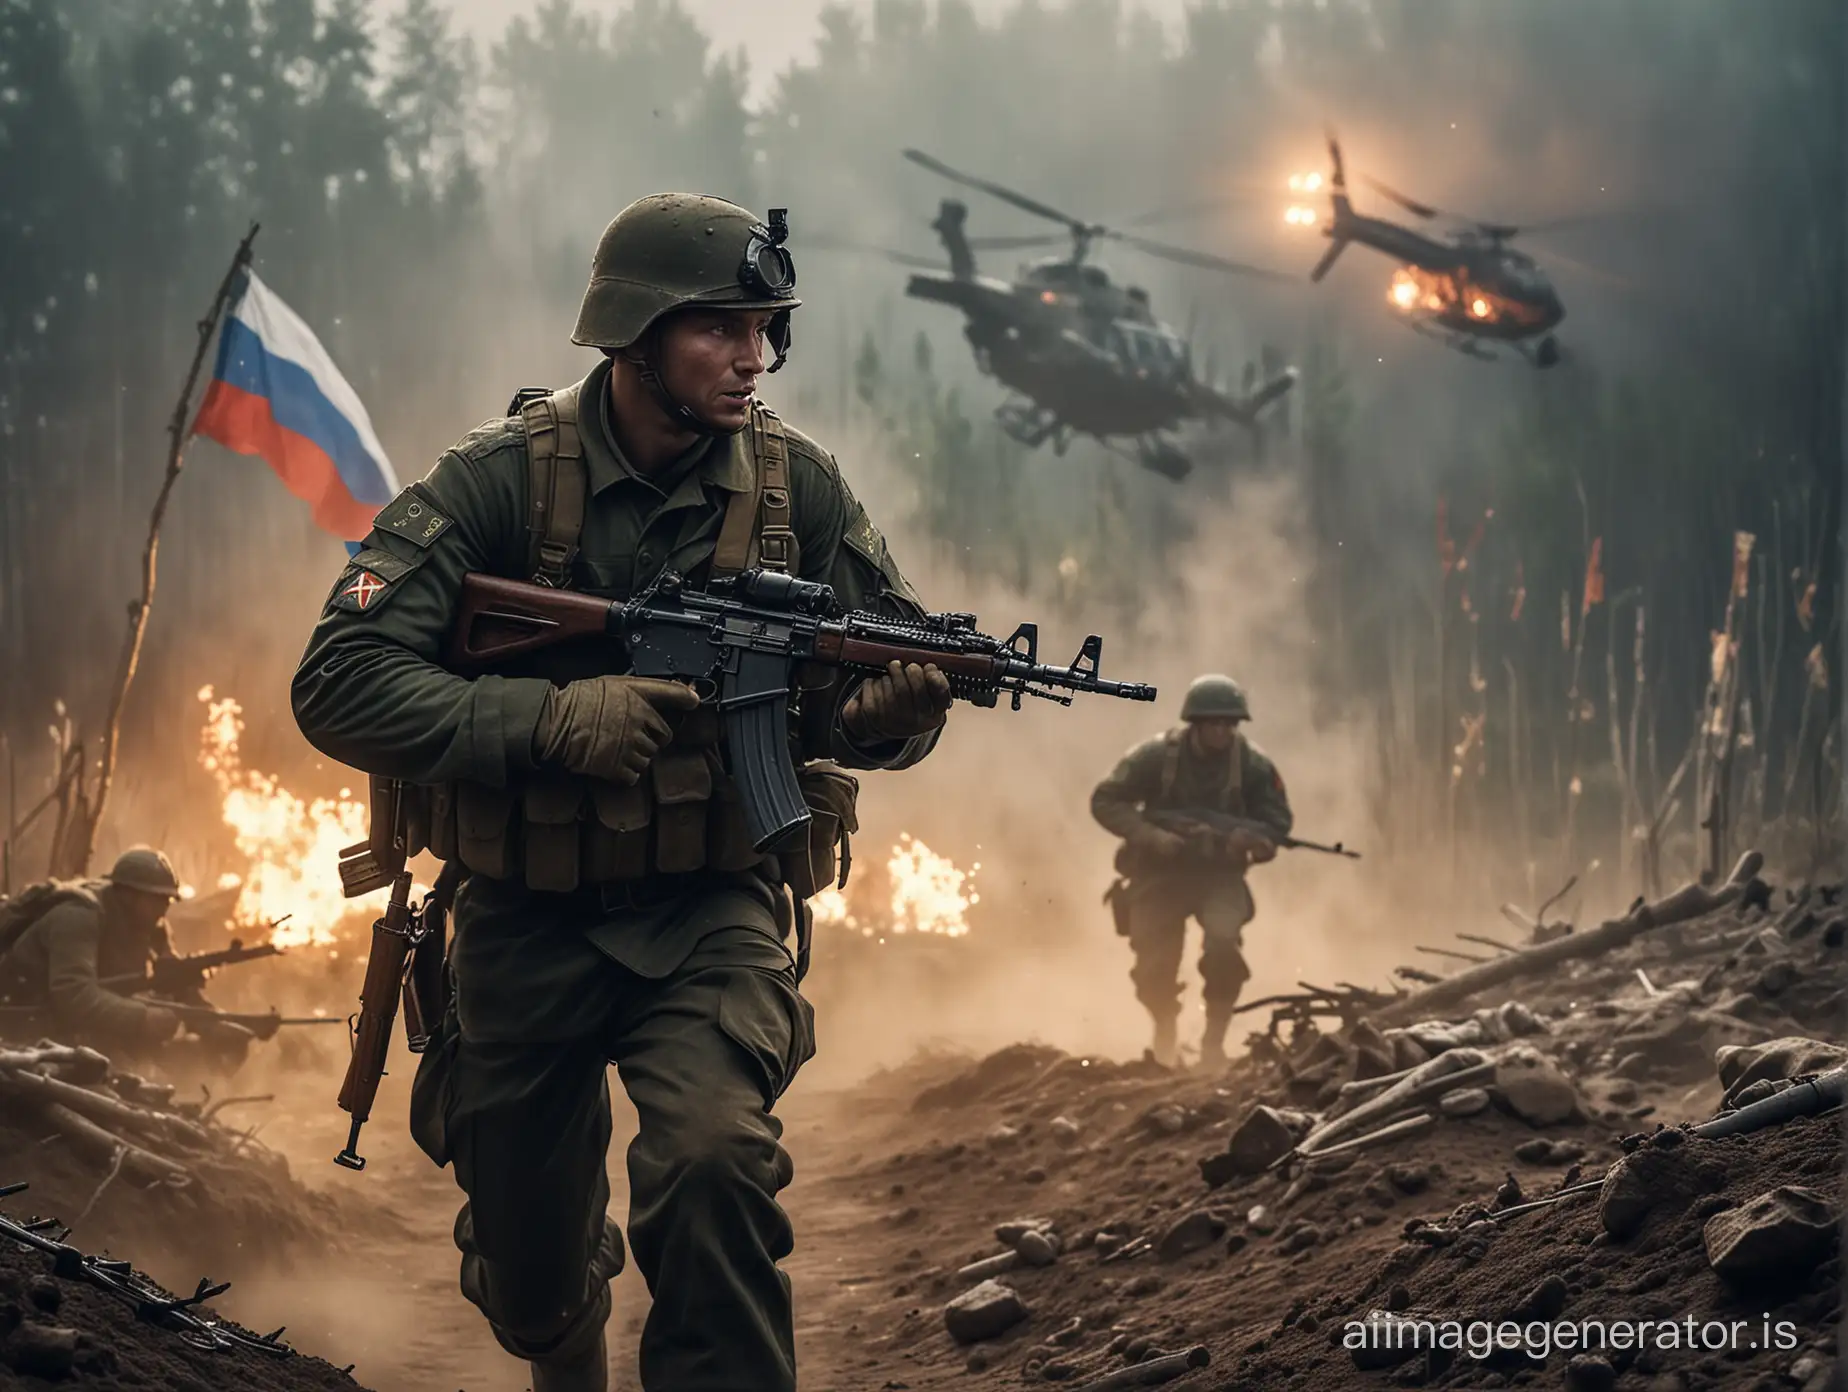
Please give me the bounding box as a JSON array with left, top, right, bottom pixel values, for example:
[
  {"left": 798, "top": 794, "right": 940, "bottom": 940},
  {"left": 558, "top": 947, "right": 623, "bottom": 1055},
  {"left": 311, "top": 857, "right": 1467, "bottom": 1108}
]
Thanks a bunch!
[
  {"left": 803, "top": 233, "right": 947, "bottom": 270},
  {"left": 965, "top": 233, "right": 1066, "bottom": 250},
  {"left": 1119, "top": 195, "right": 1260, "bottom": 228},
  {"left": 902, "top": 149, "right": 1090, "bottom": 233},
  {"left": 1360, "top": 173, "right": 1442, "bottom": 220},
  {"left": 1110, "top": 231, "right": 1297, "bottom": 283}
]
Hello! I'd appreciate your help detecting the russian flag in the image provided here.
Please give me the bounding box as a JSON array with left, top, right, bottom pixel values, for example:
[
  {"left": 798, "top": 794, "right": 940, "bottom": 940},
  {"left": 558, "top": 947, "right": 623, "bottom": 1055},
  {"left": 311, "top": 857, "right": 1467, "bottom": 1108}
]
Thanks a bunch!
[{"left": 193, "top": 272, "right": 399, "bottom": 543}]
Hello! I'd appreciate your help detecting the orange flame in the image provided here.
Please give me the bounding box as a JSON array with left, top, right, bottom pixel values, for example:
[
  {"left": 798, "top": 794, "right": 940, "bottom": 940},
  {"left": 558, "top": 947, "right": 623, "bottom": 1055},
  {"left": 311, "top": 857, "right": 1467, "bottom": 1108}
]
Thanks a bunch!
[
  {"left": 196, "top": 687, "right": 382, "bottom": 947},
  {"left": 810, "top": 834, "right": 979, "bottom": 941}
]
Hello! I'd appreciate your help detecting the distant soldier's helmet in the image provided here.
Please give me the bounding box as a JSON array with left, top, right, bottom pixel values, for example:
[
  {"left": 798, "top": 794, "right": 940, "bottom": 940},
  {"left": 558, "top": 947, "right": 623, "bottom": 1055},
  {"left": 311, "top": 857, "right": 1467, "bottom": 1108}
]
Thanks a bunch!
[
  {"left": 1180, "top": 674, "right": 1251, "bottom": 722},
  {"left": 105, "top": 846, "right": 181, "bottom": 898},
  {"left": 572, "top": 194, "right": 802, "bottom": 371}
]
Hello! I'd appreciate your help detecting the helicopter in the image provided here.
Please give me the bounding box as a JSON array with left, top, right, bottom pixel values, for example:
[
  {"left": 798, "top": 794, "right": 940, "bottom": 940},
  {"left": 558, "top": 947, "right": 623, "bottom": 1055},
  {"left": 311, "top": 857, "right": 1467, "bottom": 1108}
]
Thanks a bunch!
[
  {"left": 1292, "top": 134, "right": 1567, "bottom": 367},
  {"left": 828, "top": 149, "right": 1299, "bottom": 481}
]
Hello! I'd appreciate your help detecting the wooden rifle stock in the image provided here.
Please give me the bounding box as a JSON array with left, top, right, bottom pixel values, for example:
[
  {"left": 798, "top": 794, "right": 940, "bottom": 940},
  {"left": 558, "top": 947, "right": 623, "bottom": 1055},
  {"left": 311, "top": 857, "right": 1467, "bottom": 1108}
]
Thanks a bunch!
[
  {"left": 450, "top": 574, "right": 615, "bottom": 668},
  {"left": 335, "top": 871, "right": 415, "bottom": 1171}
]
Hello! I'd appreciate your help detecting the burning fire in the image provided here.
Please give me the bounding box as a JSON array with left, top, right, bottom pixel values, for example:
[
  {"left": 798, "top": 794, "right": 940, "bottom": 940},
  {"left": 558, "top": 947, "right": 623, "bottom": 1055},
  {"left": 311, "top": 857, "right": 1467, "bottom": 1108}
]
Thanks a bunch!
[
  {"left": 196, "top": 687, "right": 379, "bottom": 947},
  {"left": 1388, "top": 266, "right": 1452, "bottom": 314},
  {"left": 810, "top": 833, "right": 980, "bottom": 940}
]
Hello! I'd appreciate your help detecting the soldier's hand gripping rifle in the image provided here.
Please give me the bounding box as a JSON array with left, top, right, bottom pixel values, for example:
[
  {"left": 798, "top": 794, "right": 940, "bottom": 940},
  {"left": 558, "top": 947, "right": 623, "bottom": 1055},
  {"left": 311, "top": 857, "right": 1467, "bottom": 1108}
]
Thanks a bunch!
[
  {"left": 335, "top": 862, "right": 461, "bottom": 1171},
  {"left": 449, "top": 568, "right": 1159, "bottom": 853},
  {"left": 1145, "top": 807, "right": 1361, "bottom": 860},
  {"left": 101, "top": 937, "right": 283, "bottom": 998}
]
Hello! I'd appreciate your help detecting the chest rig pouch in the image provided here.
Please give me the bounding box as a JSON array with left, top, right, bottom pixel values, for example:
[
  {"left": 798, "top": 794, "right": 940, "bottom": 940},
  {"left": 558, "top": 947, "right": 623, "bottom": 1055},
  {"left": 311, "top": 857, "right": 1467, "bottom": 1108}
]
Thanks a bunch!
[
  {"left": 1110, "top": 728, "right": 1247, "bottom": 881},
  {"left": 419, "top": 386, "right": 858, "bottom": 904}
]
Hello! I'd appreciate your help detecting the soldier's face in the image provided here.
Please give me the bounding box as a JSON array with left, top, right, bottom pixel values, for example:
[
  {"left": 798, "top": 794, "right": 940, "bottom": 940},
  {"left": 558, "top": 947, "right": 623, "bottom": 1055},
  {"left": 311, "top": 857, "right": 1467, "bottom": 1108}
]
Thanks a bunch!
[
  {"left": 114, "top": 887, "right": 173, "bottom": 932},
  {"left": 656, "top": 308, "right": 774, "bottom": 432},
  {"left": 1190, "top": 717, "right": 1240, "bottom": 752}
]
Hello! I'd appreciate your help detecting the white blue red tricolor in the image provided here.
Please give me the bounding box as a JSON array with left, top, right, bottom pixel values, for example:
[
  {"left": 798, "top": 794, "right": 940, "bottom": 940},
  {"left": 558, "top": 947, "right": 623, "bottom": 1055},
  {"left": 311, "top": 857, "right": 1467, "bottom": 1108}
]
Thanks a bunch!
[{"left": 192, "top": 271, "right": 399, "bottom": 543}]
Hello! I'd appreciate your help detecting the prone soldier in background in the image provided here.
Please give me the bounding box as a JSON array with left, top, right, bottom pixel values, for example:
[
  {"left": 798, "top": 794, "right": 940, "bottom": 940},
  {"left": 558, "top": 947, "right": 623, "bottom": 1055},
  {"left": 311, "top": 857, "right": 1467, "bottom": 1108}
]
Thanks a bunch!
[
  {"left": 0, "top": 847, "right": 256, "bottom": 1071},
  {"left": 1092, "top": 674, "right": 1293, "bottom": 1068},
  {"left": 292, "top": 194, "right": 950, "bottom": 1392}
]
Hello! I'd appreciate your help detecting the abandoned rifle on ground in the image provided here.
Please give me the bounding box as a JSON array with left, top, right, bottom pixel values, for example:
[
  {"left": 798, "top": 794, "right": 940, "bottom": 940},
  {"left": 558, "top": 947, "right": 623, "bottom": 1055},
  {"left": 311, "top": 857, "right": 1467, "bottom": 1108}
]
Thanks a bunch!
[
  {"left": 1144, "top": 806, "right": 1361, "bottom": 860},
  {"left": 448, "top": 567, "right": 1158, "bottom": 852}
]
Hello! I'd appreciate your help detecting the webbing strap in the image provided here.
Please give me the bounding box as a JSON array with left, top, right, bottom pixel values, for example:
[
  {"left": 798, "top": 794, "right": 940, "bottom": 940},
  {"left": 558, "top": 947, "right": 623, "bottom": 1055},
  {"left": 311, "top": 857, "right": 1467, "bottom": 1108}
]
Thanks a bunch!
[
  {"left": 712, "top": 403, "right": 799, "bottom": 578},
  {"left": 522, "top": 383, "right": 586, "bottom": 587}
]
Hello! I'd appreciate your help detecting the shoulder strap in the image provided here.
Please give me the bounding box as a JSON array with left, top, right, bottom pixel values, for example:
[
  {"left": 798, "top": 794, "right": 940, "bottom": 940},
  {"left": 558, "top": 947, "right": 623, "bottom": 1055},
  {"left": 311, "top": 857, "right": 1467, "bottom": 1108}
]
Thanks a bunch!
[
  {"left": 754, "top": 407, "right": 797, "bottom": 575},
  {"left": 1158, "top": 729, "right": 1184, "bottom": 802},
  {"left": 520, "top": 382, "right": 587, "bottom": 588},
  {"left": 712, "top": 403, "right": 800, "bottom": 579},
  {"left": 1223, "top": 731, "right": 1245, "bottom": 807}
]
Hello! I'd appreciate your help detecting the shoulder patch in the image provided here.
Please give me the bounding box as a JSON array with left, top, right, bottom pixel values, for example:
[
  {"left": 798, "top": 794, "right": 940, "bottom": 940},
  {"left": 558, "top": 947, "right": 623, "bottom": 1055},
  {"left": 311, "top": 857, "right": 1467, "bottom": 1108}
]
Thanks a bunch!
[
  {"left": 328, "top": 547, "right": 419, "bottom": 614},
  {"left": 842, "top": 504, "right": 887, "bottom": 569},
  {"left": 374, "top": 489, "right": 454, "bottom": 549}
]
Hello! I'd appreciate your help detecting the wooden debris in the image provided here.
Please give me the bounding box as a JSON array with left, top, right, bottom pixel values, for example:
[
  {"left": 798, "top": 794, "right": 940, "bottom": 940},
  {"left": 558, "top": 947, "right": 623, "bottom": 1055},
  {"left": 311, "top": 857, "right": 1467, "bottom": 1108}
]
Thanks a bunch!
[
  {"left": 1380, "top": 855, "right": 1761, "bottom": 1024},
  {"left": 41, "top": 1104, "right": 190, "bottom": 1187},
  {"left": 1417, "top": 945, "right": 1491, "bottom": 964}
]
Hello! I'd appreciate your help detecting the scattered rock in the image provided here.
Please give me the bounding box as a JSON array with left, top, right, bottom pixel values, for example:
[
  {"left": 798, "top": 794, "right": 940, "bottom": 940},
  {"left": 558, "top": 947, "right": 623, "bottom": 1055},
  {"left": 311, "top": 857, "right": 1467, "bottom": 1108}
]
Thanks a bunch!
[
  {"left": 1494, "top": 1050, "right": 1583, "bottom": 1126},
  {"left": 25, "top": 1279, "right": 60, "bottom": 1315},
  {"left": 1438, "top": 1086, "right": 1491, "bottom": 1118},
  {"left": 1599, "top": 1145, "right": 1729, "bottom": 1240},
  {"left": 1223, "top": 1232, "right": 1247, "bottom": 1256},
  {"left": 1346, "top": 1311, "right": 1421, "bottom": 1371},
  {"left": 994, "top": 1219, "right": 1052, "bottom": 1247},
  {"left": 1715, "top": 1037, "right": 1848, "bottom": 1093},
  {"left": 1703, "top": 1186, "right": 1838, "bottom": 1286},
  {"left": 1015, "top": 1229, "right": 1059, "bottom": 1267},
  {"left": 985, "top": 1123, "right": 1022, "bottom": 1149},
  {"left": 1513, "top": 1273, "right": 1568, "bottom": 1321},
  {"left": 1513, "top": 1137, "right": 1586, "bottom": 1165},
  {"left": 1157, "top": 1209, "right": 1227, "bottom": 1261},
  {"left": 1246, "top": 1204, "right": 1278, "bottom": 1235},
  {"left": 1564, "top": 1354, "right": 1618, "bottom": 1392},
  {"left": 1385, "top": 1163, "right": 1430, "bottom": 1196},
  {"left": 1048, "top": 1116, "right": 1082, "bottom": 1146},
  {"left": 943, "top": 1280, "right": 1030, "bottom": 1343},
  {"left": 3, "top": 1324, "right": 78, "bottom": 1379},
  {"left": 1144, "top": 1104, "right": 1188, "bottom": 1136},
  {"left": 1280, "top": 1223, "right": 1321, "bottom": 1254},
  {"left": 1022, "top": 1165, "right": 1048, "bottom": 1185},
  {"left": 1223, "top": 1105, "right": 1314, "bottom": 1174},
  {"left": 1753, "top": 960, "right": 1800, "bottom": 996}
]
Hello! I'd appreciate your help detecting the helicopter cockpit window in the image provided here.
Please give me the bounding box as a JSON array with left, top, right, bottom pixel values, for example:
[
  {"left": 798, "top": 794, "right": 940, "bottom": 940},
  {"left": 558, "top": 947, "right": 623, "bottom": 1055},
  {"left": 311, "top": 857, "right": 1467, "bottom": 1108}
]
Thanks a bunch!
[{"left": 1111, "top": 324, "right": 1186, "bottom": 381}]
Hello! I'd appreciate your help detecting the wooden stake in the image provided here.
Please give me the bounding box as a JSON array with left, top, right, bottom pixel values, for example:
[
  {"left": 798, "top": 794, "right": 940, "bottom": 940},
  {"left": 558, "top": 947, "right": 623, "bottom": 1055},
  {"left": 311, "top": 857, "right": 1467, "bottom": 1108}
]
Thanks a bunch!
[{"left": 80, "top": 225, "right": 259, "bottom": 874}]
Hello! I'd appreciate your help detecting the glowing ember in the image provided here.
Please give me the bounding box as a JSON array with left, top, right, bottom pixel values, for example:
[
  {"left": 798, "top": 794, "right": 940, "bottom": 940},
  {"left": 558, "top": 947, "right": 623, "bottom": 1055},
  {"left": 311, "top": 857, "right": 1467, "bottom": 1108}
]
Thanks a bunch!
[
  {"left": 196, "top": 686, "right": 380, "bottom": 947},
  {"left": 1470, "top": 296, "right": 1491, "bottom": 318}
]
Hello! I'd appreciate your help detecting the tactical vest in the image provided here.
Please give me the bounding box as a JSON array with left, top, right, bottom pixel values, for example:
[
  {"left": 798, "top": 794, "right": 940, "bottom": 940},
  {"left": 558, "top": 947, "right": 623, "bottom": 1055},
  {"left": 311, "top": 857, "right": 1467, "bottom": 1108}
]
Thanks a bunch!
[
  {"left": 408, "top": 384, "right": 858, "bottom": 900},
  {"left": 1155, "top": 725, "right": 1246, "bottom": 814}
]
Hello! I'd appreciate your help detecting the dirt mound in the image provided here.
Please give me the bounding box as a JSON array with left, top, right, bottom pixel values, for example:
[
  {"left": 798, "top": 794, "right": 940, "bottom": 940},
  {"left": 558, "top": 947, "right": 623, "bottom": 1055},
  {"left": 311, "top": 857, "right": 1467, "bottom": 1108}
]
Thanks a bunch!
[
  {"left": 0, "top": 1197, "right": 369, "bottom": 1390},
  {"left": 780, "top": 869, "right": 1845, "bottom": 1390}
]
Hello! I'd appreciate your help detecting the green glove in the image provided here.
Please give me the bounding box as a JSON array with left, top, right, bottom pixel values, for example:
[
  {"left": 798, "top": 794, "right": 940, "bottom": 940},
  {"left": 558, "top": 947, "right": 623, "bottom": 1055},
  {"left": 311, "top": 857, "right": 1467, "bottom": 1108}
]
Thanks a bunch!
[{"left": 534, "top": 677, "right": 701, "bottom": 785}]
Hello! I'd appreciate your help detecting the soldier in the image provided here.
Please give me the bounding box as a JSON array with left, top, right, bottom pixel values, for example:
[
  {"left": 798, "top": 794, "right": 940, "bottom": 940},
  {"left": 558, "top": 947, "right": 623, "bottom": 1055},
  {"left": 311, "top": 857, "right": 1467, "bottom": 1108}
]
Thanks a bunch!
[
  {"left": 1091, "top": 674, "right": 1292, "bottom": 1068},
  {"left": 0, "top": 847, "right": 254, "bottom": 1069},
  {"left": 291, "top": 195, "right": 950, "bottom": 1392}
]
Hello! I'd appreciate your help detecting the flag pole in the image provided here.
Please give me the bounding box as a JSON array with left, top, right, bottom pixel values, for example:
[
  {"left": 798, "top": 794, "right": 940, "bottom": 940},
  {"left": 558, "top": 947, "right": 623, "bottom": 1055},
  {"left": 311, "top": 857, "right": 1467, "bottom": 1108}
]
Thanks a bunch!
[{"left": 77, "top": 223, "right": 261, "bottom": 876}]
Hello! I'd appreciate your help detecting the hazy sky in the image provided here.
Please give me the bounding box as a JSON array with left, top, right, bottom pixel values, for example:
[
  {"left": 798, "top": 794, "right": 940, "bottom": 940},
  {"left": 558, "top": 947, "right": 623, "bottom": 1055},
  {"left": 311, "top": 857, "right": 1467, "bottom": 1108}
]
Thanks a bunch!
[{"left": 441, "top": 0, "right": 1192, "bottom": 99}]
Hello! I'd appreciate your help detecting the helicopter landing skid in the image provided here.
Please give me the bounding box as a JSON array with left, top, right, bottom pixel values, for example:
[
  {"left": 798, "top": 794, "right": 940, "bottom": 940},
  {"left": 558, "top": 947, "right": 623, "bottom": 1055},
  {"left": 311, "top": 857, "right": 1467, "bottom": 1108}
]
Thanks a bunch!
[
  {"left": 995, "top": 400, "right": 1065, "bottom": 450},
  {"left": 1402, "top": 318, "right": 1500, "bottom": 362}
]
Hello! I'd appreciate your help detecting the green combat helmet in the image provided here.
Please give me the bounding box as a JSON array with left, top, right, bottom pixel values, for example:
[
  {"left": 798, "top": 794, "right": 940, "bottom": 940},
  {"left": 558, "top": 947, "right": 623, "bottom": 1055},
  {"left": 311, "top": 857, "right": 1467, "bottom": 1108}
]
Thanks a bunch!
[
  {"left": 106, "top": 846, "right": 181, "bottom": 898},
  {"left": 1180, "top": 674, "right": 1250, "bottom": 722},
  {"left": 572, "top": 193, "right": 801, "bottom": 373}
]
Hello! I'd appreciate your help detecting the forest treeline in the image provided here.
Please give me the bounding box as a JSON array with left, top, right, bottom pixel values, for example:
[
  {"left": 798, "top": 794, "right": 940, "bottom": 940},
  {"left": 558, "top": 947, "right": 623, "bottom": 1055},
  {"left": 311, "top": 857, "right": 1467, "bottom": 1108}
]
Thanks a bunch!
[{"left": 1, "top": 0, "right": 1841, "bottom": 891}]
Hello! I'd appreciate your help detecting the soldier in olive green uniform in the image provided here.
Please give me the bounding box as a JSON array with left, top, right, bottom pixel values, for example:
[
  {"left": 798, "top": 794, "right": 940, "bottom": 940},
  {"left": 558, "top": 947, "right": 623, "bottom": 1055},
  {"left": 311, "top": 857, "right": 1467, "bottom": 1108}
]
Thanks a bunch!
[
  {"left": 1091, "top": 675, "right": 1291, "bottom": 1068},
  {"left": 0, "top": 848, "right": 254, "bottom": 1069},
  {"left": 292, "top": 195, "right": 949, "bottom": 1392}
]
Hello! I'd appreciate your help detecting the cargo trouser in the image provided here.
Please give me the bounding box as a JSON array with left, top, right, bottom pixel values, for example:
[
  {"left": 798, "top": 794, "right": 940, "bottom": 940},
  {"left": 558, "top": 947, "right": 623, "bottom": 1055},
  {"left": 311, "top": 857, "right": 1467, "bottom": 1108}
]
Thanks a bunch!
[
  {"left": 410, "top": 873, "right": 815, "bottom": 1392},
  {"left": 1124, "top": 872, "right": 1255, "bottom": 1022}
]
